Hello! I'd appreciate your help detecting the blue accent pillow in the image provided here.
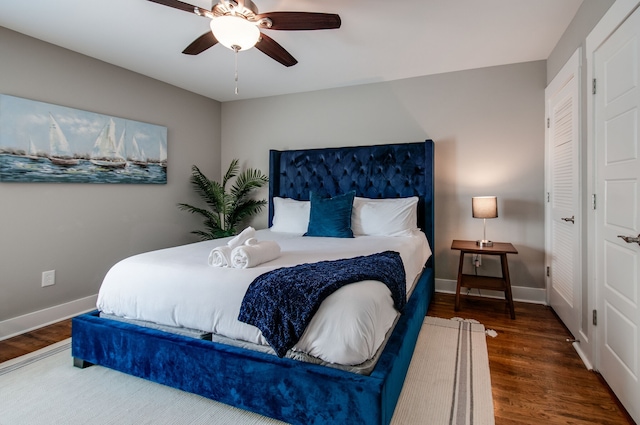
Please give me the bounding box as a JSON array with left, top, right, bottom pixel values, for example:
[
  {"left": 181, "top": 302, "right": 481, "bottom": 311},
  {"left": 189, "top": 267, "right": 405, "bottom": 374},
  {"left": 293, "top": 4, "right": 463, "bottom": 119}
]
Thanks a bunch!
[{"left": 304, "top": 191, "right": 356, "bottom": 238}]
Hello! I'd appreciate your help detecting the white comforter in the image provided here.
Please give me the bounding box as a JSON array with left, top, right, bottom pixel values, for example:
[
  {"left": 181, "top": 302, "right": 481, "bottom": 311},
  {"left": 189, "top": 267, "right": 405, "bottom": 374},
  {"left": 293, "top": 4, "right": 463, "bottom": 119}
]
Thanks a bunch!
[{"left": 97, "top": 229, "right": 431, "bottom": 365}]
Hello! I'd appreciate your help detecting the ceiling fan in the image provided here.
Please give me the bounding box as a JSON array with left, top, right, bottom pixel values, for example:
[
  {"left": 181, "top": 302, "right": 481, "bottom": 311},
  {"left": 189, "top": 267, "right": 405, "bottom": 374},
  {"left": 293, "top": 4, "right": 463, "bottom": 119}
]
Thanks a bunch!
[{"left": 147, "top": 0, "right": 341, "bottom": 67}]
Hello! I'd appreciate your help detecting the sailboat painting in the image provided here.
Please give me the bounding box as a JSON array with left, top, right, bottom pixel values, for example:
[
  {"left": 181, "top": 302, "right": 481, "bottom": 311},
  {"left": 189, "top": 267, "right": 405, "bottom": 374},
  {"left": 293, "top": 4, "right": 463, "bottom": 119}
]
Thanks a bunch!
[{"left": 0, "top": 94, "right": 167, "bottom": 183}]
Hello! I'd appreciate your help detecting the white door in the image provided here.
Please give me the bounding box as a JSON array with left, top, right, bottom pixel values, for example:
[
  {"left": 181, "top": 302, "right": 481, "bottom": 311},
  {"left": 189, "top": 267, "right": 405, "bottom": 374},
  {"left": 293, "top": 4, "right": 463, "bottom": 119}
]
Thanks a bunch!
[
  {"left": 545, "top": 49, "right": 581, "bottom": 339},
  {"left": 594, "top": 6, "right": 640, "bottom": 423}
]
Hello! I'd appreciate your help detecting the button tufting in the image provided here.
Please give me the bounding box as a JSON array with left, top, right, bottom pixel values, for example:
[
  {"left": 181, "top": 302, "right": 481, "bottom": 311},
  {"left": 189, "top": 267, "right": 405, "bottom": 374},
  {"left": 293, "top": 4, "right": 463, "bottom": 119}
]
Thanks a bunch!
[{"left": 273, "top": 144, "right": 429, "bottom": 230}]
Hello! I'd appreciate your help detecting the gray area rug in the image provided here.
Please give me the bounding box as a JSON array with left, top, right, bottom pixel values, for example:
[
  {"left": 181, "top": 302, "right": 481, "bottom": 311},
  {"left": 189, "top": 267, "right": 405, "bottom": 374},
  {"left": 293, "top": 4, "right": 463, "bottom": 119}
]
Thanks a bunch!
[{"left": 0, "top": 317, "right": 494, "bottom": 425}]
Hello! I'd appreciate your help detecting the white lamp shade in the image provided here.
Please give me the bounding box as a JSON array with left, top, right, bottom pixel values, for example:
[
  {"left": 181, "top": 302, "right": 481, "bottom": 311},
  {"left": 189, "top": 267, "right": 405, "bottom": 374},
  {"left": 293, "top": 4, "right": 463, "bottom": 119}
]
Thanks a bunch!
[
  {"left": 472, "top": 196, "right": 498, "bottom": 219},
  {"left": 210, "top": 15, "right": 260, "bottom": 51}
]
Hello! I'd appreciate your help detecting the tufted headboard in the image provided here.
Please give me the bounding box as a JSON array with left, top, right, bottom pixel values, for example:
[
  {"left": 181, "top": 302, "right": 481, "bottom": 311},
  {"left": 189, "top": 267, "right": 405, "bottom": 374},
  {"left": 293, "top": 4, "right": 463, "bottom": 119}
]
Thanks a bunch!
[{"left": 268, "top": 140, "right": 434, "bottom": 267}]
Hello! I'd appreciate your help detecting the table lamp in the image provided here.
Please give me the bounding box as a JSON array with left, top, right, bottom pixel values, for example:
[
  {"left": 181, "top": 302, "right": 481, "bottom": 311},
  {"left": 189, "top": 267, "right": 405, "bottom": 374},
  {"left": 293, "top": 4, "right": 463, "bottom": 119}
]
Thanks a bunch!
[{"left": 472, "top": 196, "right": 498, "bottom": 247}]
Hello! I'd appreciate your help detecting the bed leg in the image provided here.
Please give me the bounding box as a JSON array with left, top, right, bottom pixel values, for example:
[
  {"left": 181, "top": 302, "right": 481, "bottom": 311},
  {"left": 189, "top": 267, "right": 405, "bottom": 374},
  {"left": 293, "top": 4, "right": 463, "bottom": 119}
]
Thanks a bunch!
[{"left": 73, "top": 357, "right": 94, "bottom": 369}]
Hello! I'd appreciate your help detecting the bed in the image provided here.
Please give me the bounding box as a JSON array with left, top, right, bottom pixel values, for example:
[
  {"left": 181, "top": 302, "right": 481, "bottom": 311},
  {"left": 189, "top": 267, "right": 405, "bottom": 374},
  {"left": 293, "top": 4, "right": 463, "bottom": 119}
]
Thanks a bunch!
[{"left": 71, "top": 140, "right": 435, "bottom": 425}]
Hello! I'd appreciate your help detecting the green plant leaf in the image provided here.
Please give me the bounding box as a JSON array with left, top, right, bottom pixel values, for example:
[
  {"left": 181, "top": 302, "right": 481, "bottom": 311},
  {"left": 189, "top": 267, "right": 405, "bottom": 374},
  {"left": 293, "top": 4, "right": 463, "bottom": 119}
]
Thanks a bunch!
[{"left": 178, "top": 160, "right": 268, "bottom": 240}]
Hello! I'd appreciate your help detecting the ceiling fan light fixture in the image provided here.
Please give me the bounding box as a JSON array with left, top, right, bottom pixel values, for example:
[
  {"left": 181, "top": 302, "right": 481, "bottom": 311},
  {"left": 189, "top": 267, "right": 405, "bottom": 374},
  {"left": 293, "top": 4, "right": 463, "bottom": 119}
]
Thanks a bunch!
[{"left": 210, "top": 15, "right": 260, "bottom": 51}]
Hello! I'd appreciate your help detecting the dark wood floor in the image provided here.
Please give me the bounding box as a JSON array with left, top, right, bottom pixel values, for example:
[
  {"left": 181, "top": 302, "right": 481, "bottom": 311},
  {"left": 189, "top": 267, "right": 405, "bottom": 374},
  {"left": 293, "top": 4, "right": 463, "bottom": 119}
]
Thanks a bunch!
[
  {"left": 0, "top": 318, "right": 72, "bottom": 363},
  {"left": 0, "top": 293, "right": 635, "bottom": 424},
  {"left": 428, "top": 293, "right": 634, "bottom": 425}
]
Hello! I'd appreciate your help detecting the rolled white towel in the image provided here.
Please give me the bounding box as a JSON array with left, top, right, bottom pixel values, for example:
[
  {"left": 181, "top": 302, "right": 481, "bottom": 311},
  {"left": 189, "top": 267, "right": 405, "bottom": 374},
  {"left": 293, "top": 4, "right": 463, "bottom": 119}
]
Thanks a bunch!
[
  {"left": 227, "top": 226, "right": 256, "bottom": 249},
  {"left": 244, "top": 237, "right": 259, "bottom": 246},
  {"left": 208, "top": 246, "right": 232, "bottom": 267},
  {"left": 208, "top": 227, "right": 256, "bottom": 267},
  {"left": 231, "top": 240, "right": 281, "bottom": 269}
]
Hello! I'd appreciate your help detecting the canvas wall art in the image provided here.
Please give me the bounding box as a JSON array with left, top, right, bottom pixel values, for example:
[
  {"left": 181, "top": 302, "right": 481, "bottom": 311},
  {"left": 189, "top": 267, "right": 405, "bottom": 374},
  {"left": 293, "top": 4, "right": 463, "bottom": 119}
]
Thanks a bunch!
[{"left": 0, "top": 94, "right": 167, "bottom": 184}]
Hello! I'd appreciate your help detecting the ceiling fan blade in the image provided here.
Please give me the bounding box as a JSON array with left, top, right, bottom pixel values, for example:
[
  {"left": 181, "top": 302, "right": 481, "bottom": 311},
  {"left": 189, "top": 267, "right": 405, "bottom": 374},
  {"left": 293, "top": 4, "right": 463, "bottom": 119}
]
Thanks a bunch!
[
  {"left": 256, "top": 12, "right": 341, "bottom": 31},
  {"left": 255, "top": 33, "right": 298, "bottom": 67},
  {"left": 182, "top": 32, "right": 219, "bottom": 55},
  {"left": 146, "top": 0, "right": 203, "bottom": 14}
]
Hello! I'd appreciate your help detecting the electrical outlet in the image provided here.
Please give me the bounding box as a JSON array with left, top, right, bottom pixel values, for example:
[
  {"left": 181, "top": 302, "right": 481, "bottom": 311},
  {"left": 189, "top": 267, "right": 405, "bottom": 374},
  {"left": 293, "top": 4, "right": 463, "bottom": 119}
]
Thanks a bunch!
[
  {"left": 472, "top": 254, "right": 482, "bottom": 268},
  {"left": 42, "top": 270, "right": 55, "bottom": 287}
]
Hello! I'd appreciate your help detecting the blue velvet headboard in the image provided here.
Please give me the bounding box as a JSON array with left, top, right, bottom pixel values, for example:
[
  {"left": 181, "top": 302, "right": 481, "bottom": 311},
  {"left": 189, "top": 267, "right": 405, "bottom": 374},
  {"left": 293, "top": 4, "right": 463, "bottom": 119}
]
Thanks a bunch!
[{"left": 268, "top": 140, "right": 434, "bottom": 266}]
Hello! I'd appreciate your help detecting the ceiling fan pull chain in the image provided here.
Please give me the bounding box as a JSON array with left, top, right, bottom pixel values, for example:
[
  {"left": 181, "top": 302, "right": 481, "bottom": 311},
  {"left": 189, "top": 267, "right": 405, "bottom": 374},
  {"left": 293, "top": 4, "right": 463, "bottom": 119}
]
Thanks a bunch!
[{"left": 233, "top": 45, "right": 239, "bottom": 95}]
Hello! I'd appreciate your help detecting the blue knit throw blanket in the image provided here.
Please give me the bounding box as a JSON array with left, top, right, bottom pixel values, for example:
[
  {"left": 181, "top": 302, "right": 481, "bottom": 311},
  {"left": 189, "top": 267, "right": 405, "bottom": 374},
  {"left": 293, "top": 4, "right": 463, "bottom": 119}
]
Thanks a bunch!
[{"left": 238, "top": 250, "right": 406, "bottom": 358}]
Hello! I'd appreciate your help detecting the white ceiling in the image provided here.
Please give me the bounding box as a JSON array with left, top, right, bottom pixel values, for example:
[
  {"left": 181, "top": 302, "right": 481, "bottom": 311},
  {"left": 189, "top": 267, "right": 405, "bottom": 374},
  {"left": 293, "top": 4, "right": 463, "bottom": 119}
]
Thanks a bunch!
[{"left": 0, "top": 0, "right": 583, "bottom": 102}]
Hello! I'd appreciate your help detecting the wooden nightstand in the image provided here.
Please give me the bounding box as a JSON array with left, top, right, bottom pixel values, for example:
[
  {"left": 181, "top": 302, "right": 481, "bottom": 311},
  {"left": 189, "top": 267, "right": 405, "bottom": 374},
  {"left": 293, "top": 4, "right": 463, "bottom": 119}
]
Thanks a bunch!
[{"left": 451, "top": 239, "right": 518, "bottom": 319}]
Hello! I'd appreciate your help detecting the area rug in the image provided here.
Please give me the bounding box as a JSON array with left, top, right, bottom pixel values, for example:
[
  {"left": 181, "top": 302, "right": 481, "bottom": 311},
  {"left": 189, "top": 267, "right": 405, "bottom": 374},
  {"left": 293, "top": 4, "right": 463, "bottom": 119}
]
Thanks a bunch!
[{"left": 0, "top": 317, "right": 494, "bottom": 425}]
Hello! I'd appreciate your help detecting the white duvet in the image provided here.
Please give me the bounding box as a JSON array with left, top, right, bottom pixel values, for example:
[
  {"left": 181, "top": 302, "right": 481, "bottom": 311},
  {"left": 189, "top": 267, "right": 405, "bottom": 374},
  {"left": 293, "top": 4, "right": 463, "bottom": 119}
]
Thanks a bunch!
[{"left": 97, "top": 229, "right": 431, "bottom": 365}]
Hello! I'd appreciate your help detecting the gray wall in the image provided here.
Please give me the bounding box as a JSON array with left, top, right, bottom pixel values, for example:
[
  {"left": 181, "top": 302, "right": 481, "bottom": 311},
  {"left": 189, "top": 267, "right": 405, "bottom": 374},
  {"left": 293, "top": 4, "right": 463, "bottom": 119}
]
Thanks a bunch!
[
  {"left": 547, "top": 0, "right": 615, "bottom": 83},
  {"left": 221, "top": 61, "right": 547, "bottom": 292},
  {"left": 0, "top": 27, "right": 221, "bottom": 322}
]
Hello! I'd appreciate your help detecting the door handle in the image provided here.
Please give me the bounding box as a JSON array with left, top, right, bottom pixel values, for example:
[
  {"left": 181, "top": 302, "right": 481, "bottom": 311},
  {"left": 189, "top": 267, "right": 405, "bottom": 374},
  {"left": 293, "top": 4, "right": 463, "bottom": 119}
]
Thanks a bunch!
[
  {"left": 618, "top": 234, "right": 640, "bottom": 246},
  {"left": 561, "top": 215, "right": 575, "bottom": 223}
]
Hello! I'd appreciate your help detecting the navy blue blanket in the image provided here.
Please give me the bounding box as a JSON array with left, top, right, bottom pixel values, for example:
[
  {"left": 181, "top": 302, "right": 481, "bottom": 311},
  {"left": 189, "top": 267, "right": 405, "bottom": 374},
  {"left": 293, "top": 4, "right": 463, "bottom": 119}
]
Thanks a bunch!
[{"left": 238, "top": 250, "right": 406, "bottom": 358}]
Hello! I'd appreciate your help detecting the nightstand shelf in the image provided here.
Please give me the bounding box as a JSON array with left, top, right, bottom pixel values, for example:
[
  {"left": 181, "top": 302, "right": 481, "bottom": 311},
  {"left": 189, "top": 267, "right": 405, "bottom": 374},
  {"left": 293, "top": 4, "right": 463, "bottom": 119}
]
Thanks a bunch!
[{"left": 451, "top": 239, "right": 518, "bottom": 319}]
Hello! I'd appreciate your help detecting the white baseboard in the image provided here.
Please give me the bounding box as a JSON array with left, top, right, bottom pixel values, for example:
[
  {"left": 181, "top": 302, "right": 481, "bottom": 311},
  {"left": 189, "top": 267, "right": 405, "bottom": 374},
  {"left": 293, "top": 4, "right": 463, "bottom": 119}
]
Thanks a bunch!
[
  {"left": 0, "top": 294, "right": 98, "bottom": 341},
  {"left": 572, "top": 341, "right": 593, "bottom": 370},
  {"left": 435, "top": 278, "right": 547, "bottom": 305}
]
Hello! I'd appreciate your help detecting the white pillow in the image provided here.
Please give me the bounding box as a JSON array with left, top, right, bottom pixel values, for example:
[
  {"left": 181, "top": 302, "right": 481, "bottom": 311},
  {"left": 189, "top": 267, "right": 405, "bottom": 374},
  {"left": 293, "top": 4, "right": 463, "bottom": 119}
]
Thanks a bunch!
[
  {"left": 270, "top": 197, "right": 311, "bottom": 234},
  {"left": 352, "top": 196, "right": 419, "bottom": 237}
]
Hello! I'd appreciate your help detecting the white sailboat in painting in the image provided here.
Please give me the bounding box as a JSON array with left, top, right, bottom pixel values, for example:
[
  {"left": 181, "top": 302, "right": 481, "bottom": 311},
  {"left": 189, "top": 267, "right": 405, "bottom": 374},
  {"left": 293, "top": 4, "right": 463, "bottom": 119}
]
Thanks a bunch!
[
  {"left": 49, "top": 113, "right": 79, "bottom": 166},
  {"left": 159, "top": 140, "right": 167, "bottom": 168},
  {"left": 25, "top": 137, "right": 41, "bottom": 161},
  {"left": 90, "top": 118, "right": 126, "bottom": 168},
  {"left": 116, "top": 128, "right": 126, "bottom": 162},
  {"left": 128, "top": 136, "right": 147, "bottom": 167}
]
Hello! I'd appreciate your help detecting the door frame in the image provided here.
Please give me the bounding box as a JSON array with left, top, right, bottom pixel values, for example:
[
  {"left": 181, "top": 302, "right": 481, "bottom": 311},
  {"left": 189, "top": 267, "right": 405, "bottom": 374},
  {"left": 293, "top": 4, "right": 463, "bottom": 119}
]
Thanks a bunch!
[{"left": 585, "top": 0, "right": 640, "bottom": 371}]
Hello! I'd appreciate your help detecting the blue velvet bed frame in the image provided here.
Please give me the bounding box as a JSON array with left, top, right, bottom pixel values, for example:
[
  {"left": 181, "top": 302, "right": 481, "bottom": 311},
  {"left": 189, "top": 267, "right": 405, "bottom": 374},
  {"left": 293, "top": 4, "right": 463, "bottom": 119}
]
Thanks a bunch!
[{"left": 72, "top": 140, "right": 435, "bottom": 425}]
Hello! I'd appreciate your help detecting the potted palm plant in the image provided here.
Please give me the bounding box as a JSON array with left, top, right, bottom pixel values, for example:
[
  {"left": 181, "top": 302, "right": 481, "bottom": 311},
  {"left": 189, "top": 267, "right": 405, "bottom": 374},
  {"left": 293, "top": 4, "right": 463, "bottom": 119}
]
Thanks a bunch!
[{"left": 178, "top": 159, "right": 268, "bottom": 240}]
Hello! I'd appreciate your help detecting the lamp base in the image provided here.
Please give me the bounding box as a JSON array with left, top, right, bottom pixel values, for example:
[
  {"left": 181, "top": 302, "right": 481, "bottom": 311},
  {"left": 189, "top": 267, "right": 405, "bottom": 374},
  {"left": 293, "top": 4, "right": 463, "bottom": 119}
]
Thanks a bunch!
[{"left": 476, "top": 240, "right": 494, "bottom": 247}]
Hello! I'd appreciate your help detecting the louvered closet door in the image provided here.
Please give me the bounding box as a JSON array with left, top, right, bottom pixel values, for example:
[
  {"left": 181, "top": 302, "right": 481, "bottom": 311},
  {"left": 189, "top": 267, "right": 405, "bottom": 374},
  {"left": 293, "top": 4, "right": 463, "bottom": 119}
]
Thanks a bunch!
[{"left": 545, "top": 49, "right": 581, "bottom": 339}]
